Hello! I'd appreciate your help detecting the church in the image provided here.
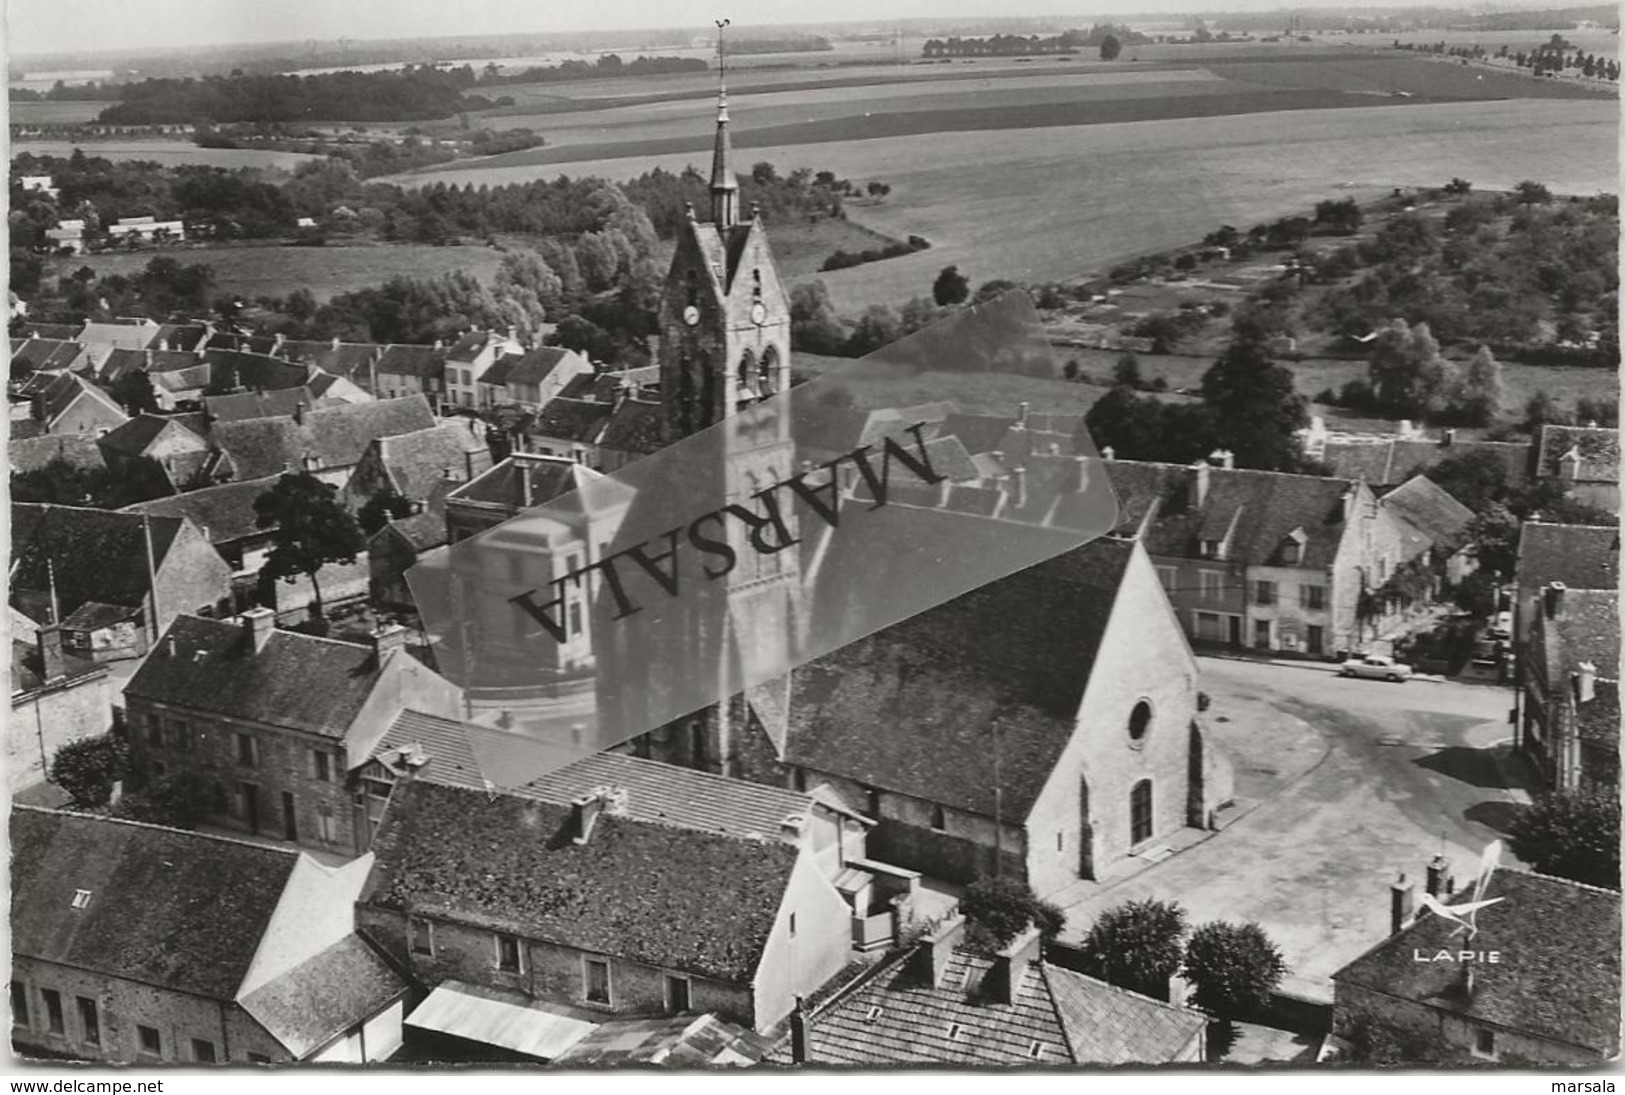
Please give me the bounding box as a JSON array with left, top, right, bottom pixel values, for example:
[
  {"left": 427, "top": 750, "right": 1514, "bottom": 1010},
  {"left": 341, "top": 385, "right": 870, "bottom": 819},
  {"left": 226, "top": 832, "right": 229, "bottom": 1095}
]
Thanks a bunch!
[{"left": 605, "top": 52, "right": 1233, "bottom": 899}]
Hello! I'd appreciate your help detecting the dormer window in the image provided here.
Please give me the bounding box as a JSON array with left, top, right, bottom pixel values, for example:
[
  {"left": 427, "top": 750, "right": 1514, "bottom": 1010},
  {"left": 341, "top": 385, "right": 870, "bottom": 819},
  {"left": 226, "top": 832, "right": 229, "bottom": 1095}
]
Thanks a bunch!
[
  {"left": 1200, "top": 539, "right": 1223, "bottom": 559},
  {"left": 71, "top": 889, "right": 91, "bottom": 910}
]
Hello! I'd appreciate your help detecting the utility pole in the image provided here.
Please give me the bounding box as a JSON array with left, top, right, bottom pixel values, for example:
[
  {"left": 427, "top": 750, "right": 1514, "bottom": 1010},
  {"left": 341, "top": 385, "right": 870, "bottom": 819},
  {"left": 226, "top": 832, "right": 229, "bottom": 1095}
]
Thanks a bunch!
[
  {"left": 142, "top": 512, "right": 160, "bottom": 645},
  {"left": 992, "top": 715, "right": 1004, "bottom": 878}
]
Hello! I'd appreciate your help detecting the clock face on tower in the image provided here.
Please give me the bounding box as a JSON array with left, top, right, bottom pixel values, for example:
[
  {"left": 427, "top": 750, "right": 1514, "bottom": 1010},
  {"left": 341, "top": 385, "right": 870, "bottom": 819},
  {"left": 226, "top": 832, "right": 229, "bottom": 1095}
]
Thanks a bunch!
[
  {"left": 683, "top": 305, "right": 701, "bottom": 327},
  {"left": 750, "top": 301, "right": 767, "bottom": 326}
]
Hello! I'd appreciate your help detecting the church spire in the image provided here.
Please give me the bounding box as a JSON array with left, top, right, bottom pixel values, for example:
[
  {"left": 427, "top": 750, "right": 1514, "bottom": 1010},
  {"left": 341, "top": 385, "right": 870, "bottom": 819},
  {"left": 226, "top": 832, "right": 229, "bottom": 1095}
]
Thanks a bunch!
[{"left": 709, "top": 18, "right": 739, "bottom": 229}]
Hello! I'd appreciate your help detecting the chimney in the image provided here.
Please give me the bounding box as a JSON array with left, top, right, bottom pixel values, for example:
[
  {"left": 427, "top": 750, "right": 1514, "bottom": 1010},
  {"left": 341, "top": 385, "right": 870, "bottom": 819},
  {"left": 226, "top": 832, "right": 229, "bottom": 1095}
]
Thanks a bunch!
[
  {"left": 781, "top": 813, "right": 807, "bottom": 843},
  {"left": 1011, "top": 466, "right": 1027, "bottom": 509},
  {"left": 39, "top": 624, "right": 67, "bottom": 685},
  {"left": 1425, "top": 854, "right": 1450, "bottom": 898},
  {"left": 1218, "top": 449, "right": 1235, "bottom": 470},
  {"left": 1441, "top": 428, "right": 1456, "bottom": 448},
  {"left": 1576, "top": 661, "right": 1597, "bottom": 704},
  {"left": 240, "top": 606, "right": 275, "bottom": 654},
  {"left": 1191, "top": 460, "right": 1211, "bottom": 508},
  {"left": 1399, "top": 418, "right": 1414, "bottom": 438},
  {"left": 1017, "top": 401, "right": 1029, "bottom": 427},
  {"left": 145, "top": 348, "right": 154, "bottom": 370},
  {"left": 914, "top": 916, "right": 967, "bottom": 988},
  {"left": 293, "top": 401, "right": 307, "bottom": 425},
  {"left": 987, "top": 926, "right": 1043, "bottom": 1006},
  {"left": 789, "top": 995, "right": 810, "bottom": 1064},
  {"left": 1390, "top": 872, "right": 1415, "bottom": 935},
  {"left": 1544, "top": 581, "right": 1567, "bottom": 620},
  {"left": 572, "top": 789, "right": 606, "bottom": 844},
  {"left": 370, "top": 624, "right": 408, "bottom": 658},
  {"left": 507, "top": 324, "right": 518, "bottom": 345},
  {"left": 1560, "top": 446, "right": 1582, "bottom": 481},
  {"left": 1101, "top": 445, "right": 1115, "bottom": 460},
  {"left": 331, "top": 335, "right": 341, "bottom": 350}
]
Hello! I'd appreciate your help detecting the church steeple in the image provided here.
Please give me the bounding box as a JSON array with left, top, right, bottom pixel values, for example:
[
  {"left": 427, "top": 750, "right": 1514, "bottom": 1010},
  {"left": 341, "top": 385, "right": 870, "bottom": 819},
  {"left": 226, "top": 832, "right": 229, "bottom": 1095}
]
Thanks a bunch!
[{"left": 710, "top": 18, "right": 739, "bottom": 229}]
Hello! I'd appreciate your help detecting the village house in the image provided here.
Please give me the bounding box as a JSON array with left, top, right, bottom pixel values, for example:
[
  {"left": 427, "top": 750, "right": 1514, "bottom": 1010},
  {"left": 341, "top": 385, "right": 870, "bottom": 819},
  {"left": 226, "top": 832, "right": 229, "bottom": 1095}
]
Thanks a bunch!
[
  {"left": 1331, "top": 867, "right": 1620, "bottom": 1064},
  {"left": 1531, "top": 424, "right": 1620, "bottom": 511},
  {"left": 477, "top": 346, "right": 593, "bottom": 412},
  {"left": 202, "top": 385, "right": 324, "bottom": 423},
  {"left": 1510, "top": 522, "right": 1618, "bottom": 650},
  {"left": 207, "top": 395, "right": 438, "bottom": 488},
  {"left": 106, "top": 215, "right": 186, "bottom": 245},
  {"left": 123, "top": 474, "right": 284, "bottom": 592},
  {"left": 9, "top": 433, "right": 108, "bottom": 484},
  {"left": 1312, "top": 419, "right": 1530, "bottom": 491},
  {"left": 79, "top": 317, "right": 163, "bottom": 357},
  {"left": 442, "top": 329, "right": 522, "bottom": 409},
  {"left": 355, "top": 737, "right": 865, "bottom": 1041},
  {"left": 121, "top": 611, "right": 463, "bottom": 856},
  {"left": 95, "top": 412, "right": 212, "bottom": 492},
  {"left": 375, "top": 344, "right": 449, "bottom": 407},
  {"left": 29, "top": 372, "right": 128, "bottom": 437},
  {"left": 8, "top": 624, "right": 114, "bottom": 795},
  {"left": 443, "top": 451, "right": 607, "bottom": 543},
  {"left": 10, "top": 807, "right": 409, "bottom": 1063},
  {"left": 10, "top": 336, "right": 92, "bottom": 375},
  {"left": 367, "top": 512, "right": 448, "bottom": 611},
  {"left": 557, "top": 364, "right": 660, "bottom": 404},
  {"left": 774, "top": 916, "right": 1207, "bottom": 1065},
  {"left": 1518, "top": 583, "right": 1620, "bottom": 790},
  {"left": 524, "top": 397, "right": 617, "bottom": 466},
  {"left": 1103, "top": 456, "right": 1429, "bottom": 657},
  {"left": 594, "top": 397, "right": 664, "bottom": 472},
  {"left": 342, "top": 419, "right": 493, "bottom": 512},
  {"left": 10, "top": 503, "right": 234, "bottom": 650},
  {"left": 95, "top": 347, "right": 203, "bottom": 387},
  {"left": 1377, "top": 474, "right": 1478, "bottom": 585},
  {"left": 44, "top": 218, "right": 85, "bottom": 253},
  {"left": 274, "top": 339, "right": 384, "bottom": 393}
]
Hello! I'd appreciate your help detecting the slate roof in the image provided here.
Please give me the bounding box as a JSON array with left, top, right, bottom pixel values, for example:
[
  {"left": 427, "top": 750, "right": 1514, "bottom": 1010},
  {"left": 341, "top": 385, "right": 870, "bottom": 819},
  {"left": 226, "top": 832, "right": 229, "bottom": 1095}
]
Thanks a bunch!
[
  {"left": 1322, "top": 438, "right": 1530, "bottom": 488},
  {"left": 786, "top": 536, "right": 1134, "bottom": 818},
  {"left": 445, "top": 330, "right": 493, "bottom": 360},
  {"left": 1536, "top": 424, "right": 1620, "bottom": 483},
  {"left": 123, "top": 615, "right": 391, "bottom": 738},
  {"left": 10, "top": 806, "right": 298, "bottom": 1001},
  {"left": 1380, "top": 475, "right": 1475, "bottom": 553},
  {"left": 530, "top": 397, "right": 615, "bottom": 444},
  {"left": 367, "top": 422, "right": 489, "bottom": 501},
  {"left": 598, "top": 397, "right": 663, "bottom": 457},
  {"left": 210, "top": 396, "right": 436, "bottom": 478},
  {"left": 1045, "top": 965, "right": 1207, "bottom": 1064},
  {"left": 1106, "top": 460, "right": 1355, "bottom": 568},
  {"left": 96, "top": 413, "right": 204, "bottom": 457},
  {"left": 1517, "top": 523, "right": 1620, "bottom": 593},
  {"left": 1535, "top": 589, "right": 1620, "bottom": 691},
  {"left": 10, "top": 503, "right": 185, "bottom": 615},
  {"left": 95, "top": 347, "right": 149, "bottom": 382},
  {"left": 203, "top": 386, "right": 317, "bottom": 423},
  {"left": 478, "top": 353, "right": 520, "bottom": 388},
  {"left": 1334, "top": 870, "right": 1620, "bottom": 1056},
  {"left": 361, "top": 779, "right": 799, "bottom": 983},
  {"left": 9, "top": 338, "right": 84, "bottom": 372},
  {"left": 8, "top": 434, "right": 107, "bottom": 475},
  {"left": 377, "top": 343, "right": 447, "bottom": 380},
  {"left": 123, "top": 475, "right": 281, "bottom": 544},
  {"left": 446, "top": 454, "right": 596, "bottom": 510},
  {"left": 375, "top": 710, "right": 821, "bottom": 841},
  {"left": 501, "top": 346, "right": 585, "bottom": 388},
  {"left": 36, "top": 372, "right": 127, "bottom": 430},
  {"left": 239, "top": 935, "right": 409, "bottom": 1059}
]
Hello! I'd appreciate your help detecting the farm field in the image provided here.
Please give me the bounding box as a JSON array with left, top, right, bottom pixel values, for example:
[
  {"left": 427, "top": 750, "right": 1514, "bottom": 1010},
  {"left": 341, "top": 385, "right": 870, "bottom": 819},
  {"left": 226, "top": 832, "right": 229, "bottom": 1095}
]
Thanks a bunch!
[
  {"left": 9, "top": 140, "right": 322, "bottom": 171},
  {"left": 8, "top": 100, "right": 105, "bottom": 124},
  {"left": 43, "top": 244, "right": 507, "bottom": 302}
]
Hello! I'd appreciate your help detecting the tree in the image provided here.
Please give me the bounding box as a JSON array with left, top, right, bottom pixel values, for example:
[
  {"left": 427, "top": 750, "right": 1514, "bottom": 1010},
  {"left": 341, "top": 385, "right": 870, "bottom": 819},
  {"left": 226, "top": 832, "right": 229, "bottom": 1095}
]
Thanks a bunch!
[
  {"left": 1181, "top": 921, "right": 1287, "bottom": 1018},
  {"left": 1522, "top": 389, "right": 1572, "bottom": 432},
  {"left": 358, "top": 489, "right": 415, "bottom": 536},
  {"left": 1099, "top": 34, "right": 1123, "bottom": 60},
  {"left": 1076, "top": 899, "right": 1187, "bottom": 998},
  {"left": 253, "top": 471, "right": 365, "bottom": 620},
  {"left": 1451, "top": 345, "right": 1504, "bottom": 427},
  {"left": 115, "top": 770, "right": 218, "bottom": 829},
  {"left": 1113, "top": 352, "right": 1145, "bottom": 390},
  {"left": 1508, "top": 789, "right": 1620, "bottom": 890},
  {"left": 960, "top": 877, "right": 1067, "bottom": 951},
  {"left": 50, "top": 733, "right": 129, "bottom": 808},
  {"left": 1199, "top": 325, "right": 1309, "bottom": 471},
  {"left": 932, "top": 264, "right": 970, "bottom": 307},
  {"left": 1514, "top": 180, "right": 1553, "bottom": 205},
  {"left": 1367, "top": 320, "right": 1455, "bottom": 419},
  {"left": 1454, "top": 570, "right": 1498, "bottom": 618},
  {"left": 109, "top": 370, "right": 161, "bottom": 415},
  {"left": 844, "top": 304, "right": 903, "bottom": 357}
]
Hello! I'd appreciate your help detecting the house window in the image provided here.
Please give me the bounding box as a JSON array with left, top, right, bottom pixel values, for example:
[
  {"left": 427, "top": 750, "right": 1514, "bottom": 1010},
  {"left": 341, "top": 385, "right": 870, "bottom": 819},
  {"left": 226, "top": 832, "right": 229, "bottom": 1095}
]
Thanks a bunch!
[
  {"left": 665, "top": 974, "right": 692, "bottom": 1014},
  {"left": 789, "top": 913, "right": 797, "bottom": 938},
  {"left": 312, "top": 750, "right": 332, "bottom": 783},
  {"left": 496, "top": 934, "right": 522, "bottom": 973},
  {"left": 42, "top": 989, "right": 63, "bottom": 1035},
  {"left": 137, "top": 1025, "right": 161, "bottom": 1058},
  {"left": 317, "top": 802, "right": 337, "bottom": 844},
  {"left": 1130, "top": 780, "right": 1154, "bottom": 845},
  {"left": 145, "top": 713, "right": 162, "bottom": 748},
  {"left": 76, "top": 996, "right": 99, "bottom": 1046},
  {"left": 152, "top": 759, "right": 168, "bottom": 778},
  {"left": 1128, "top": 700, "right": 1152, "bottom": 743},
  {"left": 865, "top": 786, "right": 882, "bottom": 817},
  {"left": 584, "top": 958, "right": 611, "bottom": 1004},
  {"left": 790, "top": 767, "right": 806, "bottom": 792},
  {"left": 1474, "top": 1028, "right": 1496, "bottom": 1057},
  {"left": 169, "top": 719, "right": 192, "bottom": 752},
  {"left": 1254, "top": 580, "right": 1276, "bottom": 606},
  {"left": 236, "top": 732, "right": 258, "bottom": 767},
  {"left": 411, "top": 919, "right": 435, "bottom": 957},
  {"left": 1156, "top": 567, "right": 1178, "bottom": 591},
  {"left": 1198, "top": 570, "right": 1223, "bottom": 601},
  {"left": 1300, "top": 585, "right": 1326, "bottom": 610},
  {"left": 1281, "top": 543, "right": 1301, "bottom": 565},
  {"left": 11, "top": 983, "right": 28, "bottom": 1028},
  {"left": 569, "top": 602, "right": 583, "bottom": 637},
  {"left": 930, "top": 803, "right": 946, "bottom": 831},
  {"left": 191, "top": 1038, "right": 217, "bottom": 1063}
]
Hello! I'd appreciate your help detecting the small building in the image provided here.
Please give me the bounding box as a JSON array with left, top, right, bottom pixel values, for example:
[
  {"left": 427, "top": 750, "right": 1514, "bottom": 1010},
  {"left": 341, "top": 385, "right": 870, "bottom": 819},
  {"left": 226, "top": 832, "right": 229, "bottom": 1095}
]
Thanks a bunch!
[
  {"left": 20, "top": 175, "right": 59, "bottom": 198},
  {"left": 523, "top": 397, "right": 616, "bottom": 467},
  {"left": 58, "top": 601, "right": 145, "bottom": 663},
  {"left": 1378, "top": 474, "right": 1477, "bottom": 585},
  {"left": 443, "top": 452, "right": 605, "bottom": 543},
  {"left": 122, "top": 474, "right": 284, "bottom": 583},
  {"left": 442, "top": 329, "right": 522, "bottom": 410},
  {"left": 477, "top": 346, "right": 592, "bottom": 412},
  {"left": 1532, "top": 424, "right": 1620, "bottom": 511},
  {"left": 10, "top": 807, "right": 409, "bottom": 1063},
  {"left": 375, "top": 344, "right": 449, "bottom": 407},
  {"left": 95, "top": 412, "right": 212, "bottom": 492},
  {"left": 79, "top": 317, "right": 163, "bottom": 353},
  {"left": 44, "top": 219, "right": 85, "bottom": 253},
  {"left": 368, "top": 515, "right": 447, "bottom": 611},
  {"left": 29, "top": 372, "right": 128, "bottom": 438},
  {"left": 107, "top": 216, "right": 186, "bottom": 245},
  {"left": 1331, "top": 867, "right": 1620, "bottom": 1064},
  {"left": 1511, "top": 522, "right": 1618, "bottom": 650},
  {"left": 8, "top": 626, "right": 114, "bottom": 794}
]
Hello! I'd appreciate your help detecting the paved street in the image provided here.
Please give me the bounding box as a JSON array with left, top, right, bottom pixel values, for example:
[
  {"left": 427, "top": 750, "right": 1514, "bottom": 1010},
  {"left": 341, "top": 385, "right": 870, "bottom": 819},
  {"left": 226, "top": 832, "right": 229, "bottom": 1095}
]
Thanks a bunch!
[{"left": 1057, "top": 655, "right": 1532, "bottom": 1002}]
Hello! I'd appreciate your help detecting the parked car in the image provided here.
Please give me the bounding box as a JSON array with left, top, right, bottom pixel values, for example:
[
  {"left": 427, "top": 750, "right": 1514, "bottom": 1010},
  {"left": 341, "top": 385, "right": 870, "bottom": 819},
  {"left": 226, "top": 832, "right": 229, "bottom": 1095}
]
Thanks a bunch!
[{"left": 1339, "top": 654, "right": 1414, "bottom": 682}]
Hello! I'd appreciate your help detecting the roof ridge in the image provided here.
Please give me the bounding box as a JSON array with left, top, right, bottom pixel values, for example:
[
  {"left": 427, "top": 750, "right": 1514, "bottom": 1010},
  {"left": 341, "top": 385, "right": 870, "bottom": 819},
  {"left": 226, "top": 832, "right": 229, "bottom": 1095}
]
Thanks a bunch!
[
  {"left": 1498, "top": 864, "right": 1624, "bottom": 899},
  {"left": 13, "top": 803, "right": 302, "bottom": 860}
]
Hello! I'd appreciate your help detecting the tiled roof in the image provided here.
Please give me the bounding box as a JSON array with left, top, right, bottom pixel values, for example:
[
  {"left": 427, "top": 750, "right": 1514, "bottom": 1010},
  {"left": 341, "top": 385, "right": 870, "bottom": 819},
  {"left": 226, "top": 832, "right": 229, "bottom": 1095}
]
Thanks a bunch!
[
  {"left": 1322, "top": 438, "right": 1530, "bottom": 488},
  {"left": 376, "top": 343, "right": 447, "bottom": 380},
  {"left": 57, "top": 600, "right": 141, "bottom": 632},
  {"left": 529, "top": 397, "right": 615, "bottom": 444},
  {"left": 97, "top": 347, "right": 149, "bottom": 382},
  {"left": 1535, "top": 589, "right": 1620, "bottom": 692},
  {"left": 786, "top": 536, "right": 1133, "bottom": 817},
  {"left": 123, "top": 475, "right": 281, "bottom": 544},
  {"left": 96, "top": 413, "right": 203, "bottom": 457},
  {"left": 8, "top": 434, "right": 107, "bottom": 475},
  {"left": 558, "top": 366, "right": 659, "bottom": 403},
  {"left": 202, "top": 349, "right": 309, "bottom": 394},
  {"left": 11, "top": 637, "right": 103, "bottom": 693},
  {"left": 209, "top": 416, "right": 303, "bottom": 479},
  {"left": 10, "top": 503, "right": 184, "bottom": 615},
  {"left": 503, "top": 346, "right": 585, "bottom": 387},
  {"left": 239, "top": 935, "right": 408, "bottom": 1059},
  {"left": 154, "top": 323, "right": 209, "bottom": 352},
  {"left": 361, "top": 780, "right": 799, "bottom": 983},
  {"left": 276, "top": 340, "right": 382, "bottom": 384},
  {"left": 123, "top": 615, "right": 391, "bottom": 738},
  {"left": 374, "top": 710, "right": 819, "bottom": 842},
  {"left": 80, "top": 321, "right": 159, "bottom": 350},
  {"left": 445, "top": 453, "right": 596, "bottom": 510},
  {"left": 1517, "top": 523, "right": 1620, "bottom": 592},
  {"left": 203, "top": 386, "right": 316, "bottom": 423},
  {"left": 1577, "top": 680, "right": 1620, "bottom": 745},
  {"left": 210, "top": 396, "right": 436, "bottom": 478},
  {"left": 1334, "top": 870, "right": 1620, "bottom": 1056},
  {"left": 9, "top": 338, "right": 84, "bottom": 372},
  {"left": 15, "top": 323, "right": 79, "bottom": 342},
  {"left": 1380, "top": 475, "right": 1475, "bottom": 553},
  {"left": 374, "top": 510, "right": 447, "bottom": 553},
  {"left": 1045, "top": 965, "right": 1207, "bottom": 1063},
  {"left": 9, "top": 806, "right": 298, "bottom": 1001},
  {"left": 369, "top": 422, "right": 488, "bottom": 501},
  {"left": 1536, "top": 424, "right": 1620, "bottom": 483},
  {"left": 598, "top": 397, "right": 663, "bottom": 457},
  {"left": 445, "top": 331, "right": 493, "bottom": 360},
  {"left": 1105, "top": 460, "right": 1353, "bottom": 569},
  {"left": 36, "top": 372, "right": 127, "bottom": 430},
  {"left": 478, "top": 353, "right": 520, "bottom": 388}
]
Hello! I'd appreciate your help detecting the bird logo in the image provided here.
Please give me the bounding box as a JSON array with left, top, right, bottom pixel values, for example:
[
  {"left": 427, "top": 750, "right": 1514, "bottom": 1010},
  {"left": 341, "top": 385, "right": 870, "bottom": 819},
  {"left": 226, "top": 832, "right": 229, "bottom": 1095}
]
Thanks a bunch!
[{"left": 1417, "top": 840, "right": 1503, "bottom": 941}]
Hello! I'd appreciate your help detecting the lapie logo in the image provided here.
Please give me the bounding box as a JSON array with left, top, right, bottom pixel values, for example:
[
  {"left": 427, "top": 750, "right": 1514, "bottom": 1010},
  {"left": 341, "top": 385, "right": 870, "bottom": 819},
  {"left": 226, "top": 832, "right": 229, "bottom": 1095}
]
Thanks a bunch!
[{"left": 1413, "top": 840, "right": 1505, "bottom": 963}]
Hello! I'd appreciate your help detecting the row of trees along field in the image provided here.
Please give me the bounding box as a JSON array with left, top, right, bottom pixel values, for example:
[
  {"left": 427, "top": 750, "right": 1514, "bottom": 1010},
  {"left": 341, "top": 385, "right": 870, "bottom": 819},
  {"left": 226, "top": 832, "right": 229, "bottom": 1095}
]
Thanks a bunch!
[
  {"left": 1395, "top": 35, "right": 1622, "bottom": 80},
  {"left": 921, "top": 24, "right": 1149, "bottom": 56},
  {"left": 95, "top": 66, "right": 501, "bottom": 125}
]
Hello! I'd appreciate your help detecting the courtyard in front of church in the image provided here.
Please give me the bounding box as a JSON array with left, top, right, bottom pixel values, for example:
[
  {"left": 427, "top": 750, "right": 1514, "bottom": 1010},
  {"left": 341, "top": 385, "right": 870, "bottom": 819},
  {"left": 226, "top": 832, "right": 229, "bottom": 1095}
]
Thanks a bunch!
[{"left": 1055, "top": 655, "right": 1527, "bottom": 1002}]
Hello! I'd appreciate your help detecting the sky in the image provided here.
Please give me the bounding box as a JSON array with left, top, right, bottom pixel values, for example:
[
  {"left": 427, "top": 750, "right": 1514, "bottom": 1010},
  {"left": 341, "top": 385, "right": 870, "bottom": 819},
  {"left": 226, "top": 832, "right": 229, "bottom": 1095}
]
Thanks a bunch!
[{"left": 7, "top": 0, "right": 1490, "bottom": 58}]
